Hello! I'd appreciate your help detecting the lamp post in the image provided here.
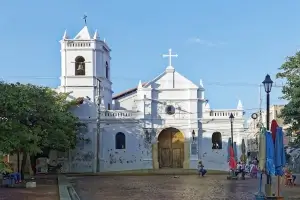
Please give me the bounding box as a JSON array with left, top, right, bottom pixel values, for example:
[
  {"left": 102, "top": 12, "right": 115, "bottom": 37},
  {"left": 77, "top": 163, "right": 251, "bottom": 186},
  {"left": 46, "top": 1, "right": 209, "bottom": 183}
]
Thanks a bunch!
[
  {"left": 192, "top": 130, "right": 195, "bottom": 142},
  {"left": 262, "top": 74, "right": 273, "bottom": 195},
  {"left": 229, "top": 113, "right": 234, "bottom": 148},
  {"left": 227, "top": 113, "right": 235, "bottom": 179},
  {"left": 262, "top": 74, "right": 273, "bottom": 131},
  {"left": 96, "top": 78, "right": 101, "bottom": 173}
]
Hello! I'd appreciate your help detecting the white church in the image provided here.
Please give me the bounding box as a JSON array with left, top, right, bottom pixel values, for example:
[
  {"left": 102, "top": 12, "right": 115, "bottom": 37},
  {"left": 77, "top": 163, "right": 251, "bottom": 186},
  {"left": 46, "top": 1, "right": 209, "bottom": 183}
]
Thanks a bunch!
[{"left": 54, "top": 24, "right": 246, "bottom": 173}]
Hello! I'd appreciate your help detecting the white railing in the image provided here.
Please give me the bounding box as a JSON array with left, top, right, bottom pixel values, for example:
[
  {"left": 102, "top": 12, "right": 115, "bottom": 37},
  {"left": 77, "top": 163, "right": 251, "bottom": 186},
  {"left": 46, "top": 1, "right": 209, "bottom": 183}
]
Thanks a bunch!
[
  {"left": 207, "top": 110, "right": 243, "bottom": 118},
  {"left": 100, "top": 110, "right": 136, "bottom": 119}
]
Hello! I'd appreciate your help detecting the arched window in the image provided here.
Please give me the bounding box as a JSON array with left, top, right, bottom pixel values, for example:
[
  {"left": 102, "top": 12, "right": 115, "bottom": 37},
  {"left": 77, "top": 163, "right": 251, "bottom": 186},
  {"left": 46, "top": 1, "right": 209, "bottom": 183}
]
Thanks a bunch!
[
  {"left": 75, "top": 56, "right": 86, "bottom": 75},
  {"left": 212, "top": 132, "right": 222, "bottom": 149},
  {"left": 115, "top": 132, "right": 126, "bottom": 149},
  {"left": 105, "top": 61, "right": 109, "bottom": 79}
]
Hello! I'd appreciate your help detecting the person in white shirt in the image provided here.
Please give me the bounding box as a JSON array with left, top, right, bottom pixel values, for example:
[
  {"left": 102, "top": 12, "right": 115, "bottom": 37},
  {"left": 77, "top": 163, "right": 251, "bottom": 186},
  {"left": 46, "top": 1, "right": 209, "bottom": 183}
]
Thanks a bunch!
[
  {"left": 240, "top": 162, "right": 246, "bottom": 178},
  {"left": 235, "top": 162, "right": 242, "bottom": 176},
  {"left": 250, "top": 162, "right": 254, "bottom": 173}
]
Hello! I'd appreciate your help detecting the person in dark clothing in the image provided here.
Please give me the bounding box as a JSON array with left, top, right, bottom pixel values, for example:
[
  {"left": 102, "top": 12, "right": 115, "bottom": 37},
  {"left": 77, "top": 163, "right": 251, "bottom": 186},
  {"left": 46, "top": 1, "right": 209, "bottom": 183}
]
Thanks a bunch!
[{"left": 198, "top": 161, "right": 207, "bottom": 177}]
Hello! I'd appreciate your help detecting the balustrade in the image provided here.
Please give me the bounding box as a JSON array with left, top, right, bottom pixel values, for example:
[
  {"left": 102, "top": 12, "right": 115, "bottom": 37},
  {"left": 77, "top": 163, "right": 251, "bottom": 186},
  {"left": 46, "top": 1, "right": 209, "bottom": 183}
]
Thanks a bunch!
[
  {"left": 208, "top": 110, "right": 243, "bottom": 118},
  {"left": 100, "top": 110, "right": 136, "bottom": 119}
]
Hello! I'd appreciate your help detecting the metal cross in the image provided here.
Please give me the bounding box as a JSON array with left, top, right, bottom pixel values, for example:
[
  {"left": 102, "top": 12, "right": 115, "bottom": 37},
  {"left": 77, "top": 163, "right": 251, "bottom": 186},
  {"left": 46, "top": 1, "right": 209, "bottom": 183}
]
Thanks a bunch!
[
  {"left": 162, "top": 49, "right": 178, "bottom": 67},
  {"left": 83, "top": 15, "right": 87, "bottom": 25}
]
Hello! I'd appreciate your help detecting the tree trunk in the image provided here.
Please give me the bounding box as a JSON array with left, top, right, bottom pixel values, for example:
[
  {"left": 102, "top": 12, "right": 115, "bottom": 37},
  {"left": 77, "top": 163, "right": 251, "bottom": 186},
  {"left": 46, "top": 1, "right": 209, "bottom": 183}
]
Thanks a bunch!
[
  {"left": 30, "top": 155, "right": 37, "bottom": 175},
  {"left": 17, "top": 152, "right": 20, "bottom": 172},
  {"left": 27, "top": 155, "right": 34, "bottom": 176},
  {"left": 20, "top": 152, "right": 27, "bottom": 180}
]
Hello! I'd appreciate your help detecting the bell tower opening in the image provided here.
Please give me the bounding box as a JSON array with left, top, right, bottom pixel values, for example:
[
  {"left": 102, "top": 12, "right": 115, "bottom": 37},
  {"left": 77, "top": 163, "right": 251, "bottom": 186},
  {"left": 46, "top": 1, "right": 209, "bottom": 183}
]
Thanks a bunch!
[
  {"left": 105, "top": 61, "right": 109, "bottom": 79},
  {"left": 75, "top": 56, "right": 86, "bottom": 75}
]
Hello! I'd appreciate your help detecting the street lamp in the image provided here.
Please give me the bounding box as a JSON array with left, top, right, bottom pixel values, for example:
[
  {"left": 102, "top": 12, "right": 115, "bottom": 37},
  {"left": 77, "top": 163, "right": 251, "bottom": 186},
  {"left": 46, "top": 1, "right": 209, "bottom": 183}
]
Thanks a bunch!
[
  {"left": 262, "top": 74, "right": 273, "bottom": 193},
  {"left": 227, "top": 113, "right": 236, "bottom": 180},
  {"left": 192, "top": 130, "right": 195, "bottom": 142},
  {"left": 262, "top": 74, "right": 273, "bottom": 131},
  {"left": 229, "top": 113, "right": 234, "bottom": 148}
]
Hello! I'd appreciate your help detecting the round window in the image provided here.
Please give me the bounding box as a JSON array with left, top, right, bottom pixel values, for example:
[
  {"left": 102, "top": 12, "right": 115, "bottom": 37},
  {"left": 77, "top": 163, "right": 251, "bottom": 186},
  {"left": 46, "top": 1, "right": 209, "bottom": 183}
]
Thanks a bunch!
[
  {"left": 251, "top": 113, "right": 258, "bottom": 120},
  {"left": 165, "top": 105, "right": 175, "bottom": 115}
]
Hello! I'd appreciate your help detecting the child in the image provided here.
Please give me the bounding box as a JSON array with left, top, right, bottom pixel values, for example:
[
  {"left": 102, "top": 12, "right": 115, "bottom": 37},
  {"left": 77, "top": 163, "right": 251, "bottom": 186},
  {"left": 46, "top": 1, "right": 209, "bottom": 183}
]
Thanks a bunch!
[
  {"left": 250, "top": 162, "right": 258, "bottom": 178},
  {"left": 198, "top": 161, "right": 207, "bottom": 177},
  {"left": 285, "top": 168, "right": 296, "bottom": 186}
]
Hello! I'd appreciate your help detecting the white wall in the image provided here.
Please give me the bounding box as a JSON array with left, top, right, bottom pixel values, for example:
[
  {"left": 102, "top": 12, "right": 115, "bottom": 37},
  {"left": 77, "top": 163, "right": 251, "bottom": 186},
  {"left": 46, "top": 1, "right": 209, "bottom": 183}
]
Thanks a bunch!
[
  {"left": 99, "top": 124, "right": 152, "bottom": 171},
  {"left": 201, "top": 118, "right": 245, "bottom": 171}
]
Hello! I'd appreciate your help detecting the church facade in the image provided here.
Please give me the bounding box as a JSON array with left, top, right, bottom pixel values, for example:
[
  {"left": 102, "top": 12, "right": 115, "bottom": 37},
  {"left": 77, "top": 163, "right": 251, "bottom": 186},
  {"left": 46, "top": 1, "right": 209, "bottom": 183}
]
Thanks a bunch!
[{"left": 55, "top": 25, "right": 246, "bottom": 173}]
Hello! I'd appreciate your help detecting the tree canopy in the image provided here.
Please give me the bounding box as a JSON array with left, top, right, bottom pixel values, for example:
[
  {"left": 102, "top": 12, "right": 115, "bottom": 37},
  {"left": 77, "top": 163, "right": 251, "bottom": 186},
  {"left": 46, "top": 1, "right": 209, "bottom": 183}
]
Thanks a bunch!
[
  {"left": 0, "top": 81, "right": 82, "bottom": 157},
  {"left": 276, "top": 51, "right": 300, "bottom": 144}
]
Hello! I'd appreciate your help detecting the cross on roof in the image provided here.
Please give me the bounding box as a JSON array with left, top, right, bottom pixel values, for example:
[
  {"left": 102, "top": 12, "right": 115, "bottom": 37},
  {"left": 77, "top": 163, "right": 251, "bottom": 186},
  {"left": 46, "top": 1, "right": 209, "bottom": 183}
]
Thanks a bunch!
[
  {"left": 162, "top": 49, "right": 178, "bottom": 67},
  {"left": 83, "top": 15, "right": 87, "bottom": 25}
]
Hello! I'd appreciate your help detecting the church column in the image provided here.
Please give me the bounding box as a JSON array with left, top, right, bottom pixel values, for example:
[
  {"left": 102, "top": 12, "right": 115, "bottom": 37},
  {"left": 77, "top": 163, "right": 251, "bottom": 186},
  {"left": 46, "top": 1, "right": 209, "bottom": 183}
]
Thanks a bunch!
[
  {"left": 183, "top": 139, "right": 190, "bottom": 169},
  {"left": 152, "top": 141, "right": 159, "bottom": 169},
  {"left": 198, "top": 126, "right": 203, "bottom": 160}
]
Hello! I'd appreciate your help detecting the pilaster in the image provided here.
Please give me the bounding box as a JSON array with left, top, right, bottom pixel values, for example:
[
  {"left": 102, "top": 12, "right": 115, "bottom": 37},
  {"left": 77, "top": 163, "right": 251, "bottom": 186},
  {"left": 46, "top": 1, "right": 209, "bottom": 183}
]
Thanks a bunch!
[
  {"left": 152, "top": 143, "right": 159, "bottom": 169},
  {"left": 183, "top": 140, "right": 190, "bottom": 169}
]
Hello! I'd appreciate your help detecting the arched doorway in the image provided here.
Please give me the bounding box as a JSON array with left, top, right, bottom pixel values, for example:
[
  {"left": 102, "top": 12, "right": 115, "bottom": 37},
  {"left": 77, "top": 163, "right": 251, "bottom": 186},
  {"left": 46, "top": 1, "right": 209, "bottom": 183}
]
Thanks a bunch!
[{"left": 158, "top": 128, "right": 184, "bottom": 168}]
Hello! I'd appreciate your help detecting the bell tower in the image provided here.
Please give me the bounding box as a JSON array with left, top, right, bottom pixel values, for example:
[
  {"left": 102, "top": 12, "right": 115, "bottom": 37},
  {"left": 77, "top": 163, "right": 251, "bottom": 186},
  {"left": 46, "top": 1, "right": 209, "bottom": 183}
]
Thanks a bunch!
[{"left": 59, "top": 24, "right": 113, "bottom": 111}]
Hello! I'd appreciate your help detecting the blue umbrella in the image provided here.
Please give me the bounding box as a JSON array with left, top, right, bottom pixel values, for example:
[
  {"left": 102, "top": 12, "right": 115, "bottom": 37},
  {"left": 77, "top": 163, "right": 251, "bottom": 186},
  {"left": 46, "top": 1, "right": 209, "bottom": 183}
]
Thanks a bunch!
[
  {"left": 275, "top": 127, "right": 286, "bottom": 176},
  {"left": 265, "top": 131, "right": 275, "bottom": 176},
  {"left": 257, "top": 127, "right": 266, "bottom": 196},
  {"left": 227, "top": 137, "right": 232, "bottom": 162},
  {"left": 274, "top": 127, "right": 286, "bottom": 196},
  {"left": 233, "top": 142, "right": 238, "bottom": 161}
]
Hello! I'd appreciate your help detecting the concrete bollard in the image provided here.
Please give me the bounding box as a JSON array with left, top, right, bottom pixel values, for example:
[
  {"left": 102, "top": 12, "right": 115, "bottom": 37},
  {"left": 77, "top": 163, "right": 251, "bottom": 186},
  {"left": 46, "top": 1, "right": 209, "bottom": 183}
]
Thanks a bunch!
[{"left": 26, "top": 181, "right": 36, "bottom": 188}]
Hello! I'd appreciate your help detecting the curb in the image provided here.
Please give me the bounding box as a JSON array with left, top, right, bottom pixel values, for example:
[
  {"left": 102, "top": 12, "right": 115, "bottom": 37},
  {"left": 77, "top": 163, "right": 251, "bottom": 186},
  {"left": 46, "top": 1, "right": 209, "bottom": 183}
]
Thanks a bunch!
[
  {"left": 58, "top": 175, "right": 80, "bottom": 200},
  {"left": 63, "top": 170, "right": 228, "bottom": 177},
  {"left": 64, "top": 170, "right": 228, "bottom": 177}
]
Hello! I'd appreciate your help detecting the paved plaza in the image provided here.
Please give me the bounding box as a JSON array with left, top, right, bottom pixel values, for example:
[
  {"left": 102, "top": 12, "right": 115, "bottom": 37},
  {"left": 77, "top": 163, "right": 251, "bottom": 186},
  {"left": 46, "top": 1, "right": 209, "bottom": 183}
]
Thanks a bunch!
[
  {"left": 69, "top": 175, "right": 300, "bottom": 200},
  {"left": 0, "top": 178, "right": 59, "bottom": 200}
]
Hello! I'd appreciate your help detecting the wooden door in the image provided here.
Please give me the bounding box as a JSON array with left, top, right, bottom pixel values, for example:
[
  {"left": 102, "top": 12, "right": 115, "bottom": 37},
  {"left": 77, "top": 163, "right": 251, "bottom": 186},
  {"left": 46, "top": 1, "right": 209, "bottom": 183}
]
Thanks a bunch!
[
  {"left": 158, "top": 129, "right": 172, "bottom": 168},
  {"left": 158, "top": 128, "right": 184, "bottom": 168},
  {"left": 160, "top": 148, "right": 171, "bottom": 167},
  {"left": 172, "top": 148, "right": 182, "bottom": 168},
  {"left": 171, "top": 131, "right": 184, "bottom": 168}
]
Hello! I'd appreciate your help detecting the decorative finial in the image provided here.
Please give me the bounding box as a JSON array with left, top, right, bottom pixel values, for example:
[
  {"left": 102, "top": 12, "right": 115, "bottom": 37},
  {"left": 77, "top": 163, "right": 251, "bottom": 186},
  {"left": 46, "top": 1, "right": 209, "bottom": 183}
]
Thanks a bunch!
[
  {"left": 93, "top": 29, "right": 99, "bottom": 39},
  {"left": 204, "top": 102, "right": 210, "bottom": 110},
  {"left": 237, "top": 100, "right": 243, "bottom": 110},
  {"left": 138, "top": 80, "right": 143, "bottom": 89},
  {"left": 62, "top": 30, "right": 68, "bottom": 39},
  {"left": 200, "top": 79, "right": 204, "bottom": 87}
]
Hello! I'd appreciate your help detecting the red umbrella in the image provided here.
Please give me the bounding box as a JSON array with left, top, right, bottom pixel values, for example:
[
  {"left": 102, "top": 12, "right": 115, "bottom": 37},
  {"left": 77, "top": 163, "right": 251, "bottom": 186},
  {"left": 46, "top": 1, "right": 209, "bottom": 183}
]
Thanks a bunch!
[
  {"left": 271, "top": 120, "right": 279, "bottom": 144},
  {"left": 229, "top": 146, "right": 237, "bottom": 169}
]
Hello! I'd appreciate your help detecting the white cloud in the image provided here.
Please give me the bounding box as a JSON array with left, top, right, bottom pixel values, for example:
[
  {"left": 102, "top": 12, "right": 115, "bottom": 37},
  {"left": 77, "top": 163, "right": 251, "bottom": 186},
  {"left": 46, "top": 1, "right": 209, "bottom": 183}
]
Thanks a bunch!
[{"left": 188, "top": 37, "right": 227, "bottom": 47}]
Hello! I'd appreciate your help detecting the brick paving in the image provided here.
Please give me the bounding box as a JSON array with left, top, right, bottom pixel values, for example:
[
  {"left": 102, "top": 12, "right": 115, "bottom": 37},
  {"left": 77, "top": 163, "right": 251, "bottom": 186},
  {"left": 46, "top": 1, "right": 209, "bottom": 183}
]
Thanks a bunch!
[
  {"left": 0, "top": 178, "right": 59, "bottom": 200},
  {"left": 70, "top": 175, "right": 300, "bottom": 200}
]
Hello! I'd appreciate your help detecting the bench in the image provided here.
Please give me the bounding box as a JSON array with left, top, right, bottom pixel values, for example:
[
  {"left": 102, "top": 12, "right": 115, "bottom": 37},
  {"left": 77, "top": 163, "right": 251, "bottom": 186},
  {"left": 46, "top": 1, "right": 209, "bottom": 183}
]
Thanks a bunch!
[{"left": 2, "top": 174, "right": 16, "bottom": 187}]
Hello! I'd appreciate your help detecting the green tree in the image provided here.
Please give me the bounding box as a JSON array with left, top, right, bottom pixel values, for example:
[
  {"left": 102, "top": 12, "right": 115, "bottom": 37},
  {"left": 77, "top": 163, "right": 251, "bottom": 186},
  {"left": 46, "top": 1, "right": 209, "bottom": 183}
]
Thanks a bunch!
[
  {"left": 0, "top": 82, "right": 83, "bottom": 177},
  {"left": 276, "top": 51, "right": 300, "bottom": 145}
]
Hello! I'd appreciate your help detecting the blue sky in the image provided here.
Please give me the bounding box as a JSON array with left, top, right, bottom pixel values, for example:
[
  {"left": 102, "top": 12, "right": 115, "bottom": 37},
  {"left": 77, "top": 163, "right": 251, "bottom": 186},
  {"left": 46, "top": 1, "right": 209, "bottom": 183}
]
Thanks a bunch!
[{"left": 1, "top": 1, "right": 299, "bottom": 115}]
